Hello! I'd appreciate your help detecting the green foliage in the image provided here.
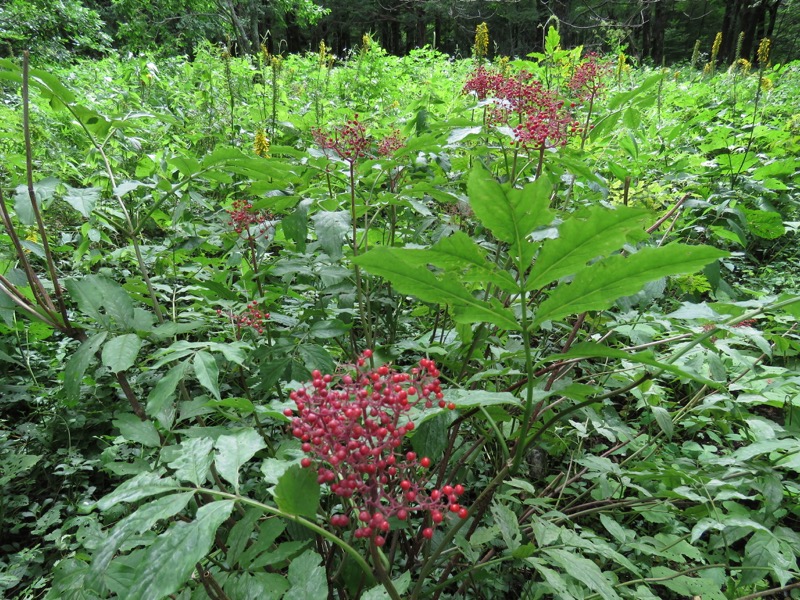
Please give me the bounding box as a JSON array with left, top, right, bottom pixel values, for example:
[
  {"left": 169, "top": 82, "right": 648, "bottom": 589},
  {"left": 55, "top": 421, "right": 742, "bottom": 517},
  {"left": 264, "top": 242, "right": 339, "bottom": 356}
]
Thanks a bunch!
[{"left": 1, "top": 42, "right": 800, "bottom": 600}]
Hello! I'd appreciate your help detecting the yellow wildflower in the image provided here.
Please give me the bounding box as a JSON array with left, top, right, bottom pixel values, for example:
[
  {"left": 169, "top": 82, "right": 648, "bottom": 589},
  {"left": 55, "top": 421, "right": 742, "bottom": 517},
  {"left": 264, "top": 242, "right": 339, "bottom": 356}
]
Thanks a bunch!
[
  {"left": 474, "top": 22, "right": 489, "bottom": 59},
  {"left": 757, "top": 37, "right": 771, "bottom": 65},
  {"left": 254, "top": 128, "right": 270, "bottom": 158},
  {"left": 761, "top": 76, "right": 773, "bottom": 91}
]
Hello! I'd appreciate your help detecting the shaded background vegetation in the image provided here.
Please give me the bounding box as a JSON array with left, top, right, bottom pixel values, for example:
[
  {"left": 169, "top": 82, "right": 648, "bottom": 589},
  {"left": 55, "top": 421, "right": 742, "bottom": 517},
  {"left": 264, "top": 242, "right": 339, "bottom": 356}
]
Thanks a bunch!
[{"left": 1, "top": 0, "right": 799, "bottom": 64}]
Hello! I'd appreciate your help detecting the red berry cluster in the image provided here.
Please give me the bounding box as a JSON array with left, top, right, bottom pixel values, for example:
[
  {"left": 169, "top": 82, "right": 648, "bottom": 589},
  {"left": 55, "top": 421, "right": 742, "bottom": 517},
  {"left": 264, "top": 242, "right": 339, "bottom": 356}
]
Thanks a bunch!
[
  {"left": 226, "top": 199, "right": 272, "bottom": 236},
  {"left": 217, "top": 301, "right": 270, "bottom": 334},
  {"left": 283, "top": 350, "right": 466, "bottom": 545},
  {"left": 568, "top": 52, "right": 613, "bottom": 102},
  {"left": 312, "top": 114, "right": 371, "bottom": 164},
  {"left": 463, "top": 67, "right": 579, "bottom": 150},
  {"left": 377, "top": 129, "right": 404, "bottom": 157}
]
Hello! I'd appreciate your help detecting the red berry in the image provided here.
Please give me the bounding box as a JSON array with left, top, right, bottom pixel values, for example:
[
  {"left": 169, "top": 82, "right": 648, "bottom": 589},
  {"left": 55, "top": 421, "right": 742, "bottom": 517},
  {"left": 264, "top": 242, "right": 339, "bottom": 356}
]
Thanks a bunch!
[
  {"left": 420, "top": 457, "right": 431, "bottom": 468},
  {"left": 458, "top": 508, "right": 469, "bottom": 519},
  {"left": 300, "top": 458, "right": 312, "bottom": 468},
  {"left": 422, "top": 527, "right": 434, "bottom": 539}
]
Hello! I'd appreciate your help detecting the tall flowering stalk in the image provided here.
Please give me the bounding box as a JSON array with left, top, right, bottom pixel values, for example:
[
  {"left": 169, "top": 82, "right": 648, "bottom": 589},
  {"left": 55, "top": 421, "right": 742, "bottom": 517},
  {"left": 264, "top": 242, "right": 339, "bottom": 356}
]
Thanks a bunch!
[
  {"left": 474, "top": 22, "right": 489, "bottom": 60},
  {"left": 568, "top": 52, "right": 613, "bottom": 149},
  {"left": 312, "top": 115, "right": 374, "bottom": 350},
  {"left": 226, "top": 199, "right": 273, "bottom": 297},
  {"left": 284, "top": 350, "right": 466, "bottom": 549}
]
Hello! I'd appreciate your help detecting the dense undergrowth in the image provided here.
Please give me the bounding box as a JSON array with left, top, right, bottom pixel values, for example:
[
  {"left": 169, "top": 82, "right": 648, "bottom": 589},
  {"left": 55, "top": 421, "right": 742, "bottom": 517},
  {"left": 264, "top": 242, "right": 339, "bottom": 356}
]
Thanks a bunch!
[{"left": 1, "top": 30, "right": 799, "bottom": 599}]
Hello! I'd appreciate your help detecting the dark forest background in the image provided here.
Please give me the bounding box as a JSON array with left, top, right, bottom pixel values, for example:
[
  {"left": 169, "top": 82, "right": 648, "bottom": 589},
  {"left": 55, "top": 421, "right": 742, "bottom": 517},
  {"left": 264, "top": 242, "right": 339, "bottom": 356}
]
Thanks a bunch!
[{"left": 1, "top": 0, "right": 798, "bottom": 65}]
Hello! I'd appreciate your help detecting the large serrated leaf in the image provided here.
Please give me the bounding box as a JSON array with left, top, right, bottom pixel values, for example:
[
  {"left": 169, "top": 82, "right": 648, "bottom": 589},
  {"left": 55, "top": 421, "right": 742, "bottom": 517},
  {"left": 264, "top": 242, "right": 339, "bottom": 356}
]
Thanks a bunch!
[
  {"left": 353, "top": 248, "right": 519, "bottom": 330},
  {"left": 284, "top": 549, "right": 328, "bottom": 600},
  {"left": 96, "top": 472, "right": 178, "bottom": 511},
  {"left": 127, "top": 500, "right": 235, "bottom": 600},
  {"left": 534, "top": 244, "right": 727, "bottom": 325},
  {"left": 390, "top": 231, "right": 518, "bottom": 292},
  {"left": 544, "top": 548, "right": 621, "bottom": 600},
  {"left": 467, "top": 165, "right": 552, "bottom": 256},
  {"left": 169, "top": 437, "right": 214, "bottom": 487},
  {"left": 528, "top": 205, "right": 651, "bottom": 290},
  {"left": 215, "top": 429, "right": 267, "bottom": 494},
  {"left": 88, "top": 492, "right": 194, "bottom": 588}
]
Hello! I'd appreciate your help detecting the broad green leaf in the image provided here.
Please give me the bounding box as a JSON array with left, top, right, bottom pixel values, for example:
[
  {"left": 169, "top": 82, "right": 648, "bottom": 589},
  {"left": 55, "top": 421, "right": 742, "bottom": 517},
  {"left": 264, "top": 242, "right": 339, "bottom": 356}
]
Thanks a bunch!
[
  {"left": 363, "top": 572, "right": 412, "bottom": 600},
  {"left": 226, "top": 508, "right": 261, "bottom": 569},
  {"left": 215, "top": 429, "right": 267, "bottom": 494},
  {"left": 274, "top": 464, "right": 320, "bottom": 518},
  {"left": 608, "top": 73, "right": 664, "bottom": 110},
  {"left": 311, "top": 210, "right": 350, "bottom": 259},
  {"left": 467, "top": 165, "right": 553, "bottom": 258},
  {"left": 309, "top": 319, "right": 350, "bottom": 339},
  {"left": 97, "top": 471, "right": 178, "bottom": 511},
  {"left": 599, "top": 513, "right": 630, "bottom": 544},
  {"left": 146, "top": 361, "right": 188, "bottom": 428},
  {"left": 651, "top": 406, "right": 673, "bottom": 439},
  {"left": 169, "top": 437, "right": 214, "bottom": 487},
  {"left": 224, "top": 573, "right": 289, "bottom": 600},
  {"left": 648, "top": 567, "right": 727, "bottom": 600},
  {"left": 238, "top": 519, "right": 286, "bottom": 567},
  {"left": 544, "top": 548, "right": 621, "bottom": 600},
  {"left": 691, "top": 517, "right": 770, "bottom": 544},
  {"left": 390, "top": 231, "right": 518, "bottom": 292},
  {"left": 282, "top": 202, "right": 309, "bottom": 252},
  {"left": 544, "top": 342, "right": 719, "bottom": 387},
  {"left": 63, "top": 185, "right": 100, "bottom": 218},
  {"left": 744, "top": 209, "right": 785, "bottom": 240},
  {"left": 127, "top": 500, "right": 235, "bottom": 600},
  {"left": 296, "top": 343, "right": 336, "bottom": 375},
  {"left": 527, "top": 205, "right": 651, "bottom": 291},
  {"left": 443, "top": 389, "right": 521, "bottom": 408},
  {"left": 193, "top": 350, "right": 220, "bottom": 400},
  {"left": 65, "top": 275, "right": 136, "bottom": 330},
  {"left": 741, "top": 530, "right": 780, "bottom": 585},
  {"left": 101, "top": 334, "right": 142, "bottom": 374},
  {"left": 14, "top": 178, "right": 59, "bottom": 225},
  {"left": 534, "top": 244, "right": 728, "bottom": 325},
  {"left": 353, "top": 248, "right": 519, "bottom": 330},
  {"left": 113, "top": 413, "right": 161, "bottom": 448},
  {"left": 526, "top": 558, "right": 577, "bottom": 600},
  {"left": 491, "top": 502, "right": 521, "bottom": 552},
  {"left": 64, "top": 331, "right": 107, "bottom": 400},
  {"left": 88, "top": 492, "right": 194, "bottom": 588},
  {"left": 284, "top": 549, "right": 328, "bottom": 600}
]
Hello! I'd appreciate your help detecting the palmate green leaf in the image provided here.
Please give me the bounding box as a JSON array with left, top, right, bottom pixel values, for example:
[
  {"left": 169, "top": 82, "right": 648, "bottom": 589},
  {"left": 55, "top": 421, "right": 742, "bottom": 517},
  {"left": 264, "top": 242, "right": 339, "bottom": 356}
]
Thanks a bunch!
[
  {"left": 274, "top": 464, "right": 320, "bottom": 518},
  {"left": 64, "top": 331, "right": 107, "bottom": 400},
  {"left": 63, "top": 185, "right": 100, "bottom": 218},
  {"left": 127, "top": 500, "right": 235, "bottom": 600},
  {"left": 527, "top": 205, "right": 651, "bottom": 291},
  {"left": 353, "top": 248, "right": 519, "bottom": 331},
  {"left": 534, "top": 244, "right": 728, "bottom": 326},
  {"left": 467, "top": 165, "right": 552, "bottom": 261},
  {"left": 544, "top": 548, "right": 621, "bottom": 600},
  {"left": 101, "top": 333, "right": 142, "bottom": 374},
  {"left": 215, "top": 429, "right": 267, "bottom": 494},
  {"left": 88, "top": 492, "right": 194, "bottom": 589},
  {"left": 284, "top": 549, "right": 328, "bottom": 600}
]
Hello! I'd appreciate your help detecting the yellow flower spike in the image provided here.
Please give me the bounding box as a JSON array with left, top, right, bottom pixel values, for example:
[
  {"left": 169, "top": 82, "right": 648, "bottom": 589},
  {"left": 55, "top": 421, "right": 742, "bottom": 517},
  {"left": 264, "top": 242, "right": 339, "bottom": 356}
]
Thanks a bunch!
[
  {"left": 711, "top": 32, "right": 722, "bottom": 59},
  {"left": 474, "top": 22, "right": 489, "bottom": 60},
  {"left": 254, "top": 128, "right": 270, "bottom": 158},
  {"left": 757, "top": 38, "right": 771, "bottom": 66},
  {"left": 761, "top": 76, "right": 773, "bottom": 91}
]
